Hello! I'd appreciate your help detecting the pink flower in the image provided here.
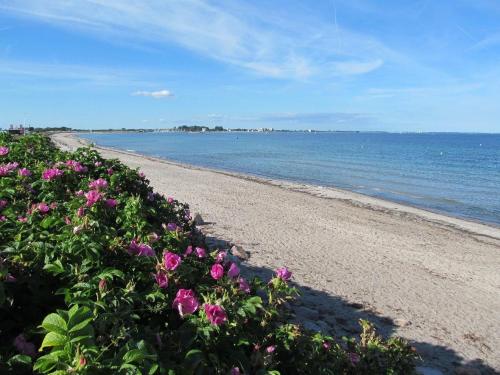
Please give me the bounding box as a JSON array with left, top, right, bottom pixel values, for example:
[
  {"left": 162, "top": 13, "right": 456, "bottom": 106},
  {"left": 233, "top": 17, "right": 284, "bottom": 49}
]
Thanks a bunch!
[
  {"left": 64, "top": 216, "right": 71, "bottom": 225},
  {"left": 184, "top": 245, "right": 193, "bottom": 256},
  {"left": 77, "top": 207, "right": 85, "bottom": 217},
  {"left": 164, "top": 252, "right": 182, "bottom": 270},
  {"left": 210, "top": 264, "right": 224, "bottom": 280},
  {"left": 85, "top": 190, "right": 102, "bottom": 207},
  {"left": 215, "top": 250, "right": 227, "bottom": 263},
  {"left": 0, "top": 215, "right": 5, "bottom": 222},
  {"left": 348, "top": 352, "right": 360, "bottom": 366},
  {"left": 42, "top": 168, "right": 63, "bottom": 180},
  {"left": 13, "top": 334, "right": 36, "bottom": 357},
  {"left": 17, "top": 216, "right": 28, "bottom": 223},
  {"left": 95, "top": 161, "right": 102, "bottom": 167},
  {"left": 266, "top": 345, "right": 276, "bottom": 354},
  {"left": 155, "top": 271, "right": 168, "bottom": 288},
  {"left": 0, "top": 166, "right": 10, "bottom": 176},
  {"left": 128, "top": 240, "right": 154, "bottom": 256},
  {"left": 98, "top": 279, "right": 107, "bottom": 291},
  {"left": 0, "top": 146, "right": 9, "bottom": 156},
  {"left": 204, "top": 304, "right": 227, "bottom": 326},
  {"left": 323, "top": 341, "right": 331, "bottom": 350},
  {"left": 37, "top": 202, "right": 50, "bottom": 214},
  {"left": 75, "top": 190, "right": 84, "bottom": 196},
  {"left": 18, "top": 168, "right": 31, "bottom": 177},
  {"left": 195, "top": 247, "right": 206, "bottom": 258},
  {"left": 89, "top": 178, "right": 108, "bottom": 190},
  {"left": 105, "top": 198, "right": 117, "bottom": 208},
  {"left": 230, "top": 368, "right": 241, "bottom": 375},
  {"left": 5, "top": 162, "right": 19, "bottom": 171},
  {"left": 238, "top": 277, "right": 251, "bottom": 293},
  {"left": 166, "top": 222, "right": 178, "bottom": 231},
  {"left": 275, "top": 267, "right": 292, "bottom": 281},
  {"left": 65, "top": 160, "right": 87, "bottom": 173},
  {"left": 167, "top": 196, "right": 174, "bottom": 204},
  {"left": 107, "top": 168, "right": 114, "bottom": 175},
  {"left": 227, "top": 262, "right": 240, "bottom": 278},
  {"left": 172, "top": 289, "right": 199, "bottom": 317},
  {"left": 0, "top": 199, "right": 7, "bottom": 210}
]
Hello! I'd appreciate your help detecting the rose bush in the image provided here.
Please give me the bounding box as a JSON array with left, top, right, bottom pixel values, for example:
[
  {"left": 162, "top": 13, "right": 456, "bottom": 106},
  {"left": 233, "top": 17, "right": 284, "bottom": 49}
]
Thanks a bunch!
[{"left": 0, "top": 133, "right": 418, "bottom": 374}]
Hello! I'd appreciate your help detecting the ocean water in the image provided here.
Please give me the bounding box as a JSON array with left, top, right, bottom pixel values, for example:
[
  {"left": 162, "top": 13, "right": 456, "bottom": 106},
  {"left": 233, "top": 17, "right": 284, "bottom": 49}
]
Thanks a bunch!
[{"left": 80, "top": 132, "right": 500, "bottom": 226}]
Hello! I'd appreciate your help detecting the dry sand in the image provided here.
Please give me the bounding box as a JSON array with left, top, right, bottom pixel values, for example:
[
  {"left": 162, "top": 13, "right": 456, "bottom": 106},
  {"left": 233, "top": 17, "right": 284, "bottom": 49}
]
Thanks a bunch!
[{"left": 52, "top": 132, "right": 500, "bottom": 374}]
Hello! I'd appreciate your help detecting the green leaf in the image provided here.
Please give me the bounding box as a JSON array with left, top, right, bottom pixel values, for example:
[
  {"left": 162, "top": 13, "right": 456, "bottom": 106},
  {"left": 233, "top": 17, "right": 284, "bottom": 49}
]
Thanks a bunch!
[
  {"left": 7, "top": 354, "right": 32, "bottom": 367},
  {"left": 184, "top": 349, "right": 204, "bottom": 371},
  {"left": 43, "top": 260, "right": 65, "bottom": 275},
  {"left": 68, "top": 317, "right": 93, "bottom": 333},
  {"left": 40, "top": 332, "right": 67, "bottom": 350},
  {"left": 123, "top": 349, "right": 145, "bottom": 364},
  {"left": 41, "top": 313, "right": 67, "bottom": 335}
]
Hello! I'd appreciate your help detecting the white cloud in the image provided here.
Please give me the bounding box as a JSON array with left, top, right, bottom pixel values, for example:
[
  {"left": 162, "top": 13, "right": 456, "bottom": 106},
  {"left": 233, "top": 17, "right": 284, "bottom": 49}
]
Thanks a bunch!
[
  {"left": 0, "top": 0, "right": 392, "bottom": 79},
  {"left": 132, "top": 89, "right": 174, "bottom": 99}
]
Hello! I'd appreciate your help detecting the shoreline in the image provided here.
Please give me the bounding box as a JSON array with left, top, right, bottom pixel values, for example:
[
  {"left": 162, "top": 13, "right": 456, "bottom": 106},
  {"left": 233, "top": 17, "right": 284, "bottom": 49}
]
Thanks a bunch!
[
  {"left": 59, "top": 132, "right": 499, "bottom": 239},
  {"left": 51, "top": 132, "right": 500, "bottom": 373}
]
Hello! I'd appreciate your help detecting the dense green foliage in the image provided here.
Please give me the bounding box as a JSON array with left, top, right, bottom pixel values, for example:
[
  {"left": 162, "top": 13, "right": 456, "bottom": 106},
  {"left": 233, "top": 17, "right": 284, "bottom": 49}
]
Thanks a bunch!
[{"left": 0, "top": 134, "right": 417, "bottom": 374}]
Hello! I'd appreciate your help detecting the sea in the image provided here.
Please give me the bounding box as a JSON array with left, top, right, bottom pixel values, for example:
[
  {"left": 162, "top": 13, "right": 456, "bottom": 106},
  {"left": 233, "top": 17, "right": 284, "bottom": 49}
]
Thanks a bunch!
[{"left": 80, "top": 132, "right": 500, "bottom": 226}]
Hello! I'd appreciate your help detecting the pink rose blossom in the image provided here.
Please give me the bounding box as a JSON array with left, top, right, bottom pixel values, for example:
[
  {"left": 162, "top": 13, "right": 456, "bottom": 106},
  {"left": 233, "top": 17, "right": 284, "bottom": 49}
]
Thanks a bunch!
[
  {"left": 95, "top": 161, "right": 102, "bottom": 167},
  {"left": 105, "top": 198, "right": 117, "bottom": 208},
  {"left": 266, "top": 345, "right": 276, "bottom": 354},
  {"left": 155, "top": 271, "right": 168, "bottom": 288},
  {"left": 210, "top": 264, "right": 224, "bottom": 280},
  {"left": 0, "top": 199, "right": 7, "bottom": 210},
  {"left": 172, "top": 289, "right": 199, "bottom": 317},
  {"left": 227, "top": 262, "right": 240, "bottom": 278},
  {"left": 204, "top": 304, "right": 227, "bottom": 326},
  {"left": 276, "top": 267, "right": 292, "bottom": 281},
  {"left": 77, "top": 207, "right": 85, "bottom": 217},
  {"left": 98, "top": 279, "right": 107, "bottom": 291},
  {"left": 75, "top": 190, "right": 84, "bottom": 196},
  {"left": 128, "top": 240, "right": 155, "bottom": 256},
  {"left": 184, "top": 245, "right": 193, "bottom": 256},
  {"left": 0, "top": 166, "right": 10, "bottom": 176},
  {"left": 37, "top": 202, "right": 50, "bottom": 214},
  {"left": 0, "top": 146, "right": 9, "bottom": 156},
  {"left": 13, "top": 334, "right": 36, "bottom": 357},
  {"left": 215, "top": 250, "right": 227, "bottom": 263},
  {"left": 107, "top": 168, "right": 114, "bottom": 175},
  {"left": 166, "top": 222, "right": 178, "bottom": 231},
  {"left": 64, "top": 216, "right": 71, "bottom": 225},
  {"left": 42, "top": 168, "right": 63, "bottom": 181},
  {"left": 18, "top": 168, "right": 31, "bottom": 177},
  {"left": 230, "top": 368, "right": 241, "bottom": 375},
  {"left": 88, "top": 178, "right": 108, "bottom": 190},
  {"left": 66, "top": 160, "right": 87, "bottom": 173},
  {"left": 195, "top": 247, "right": 206, "bottom": 258},
  {"left": 167, "top": 196, "right": 174, "bottom": 204},
  {"left": 323, "top": 341, "right": 331, "bottom": 350},
  {"left": 0, "top": 215, "right": 6, "bottom": 222},
  {"left": 17, "top": 216, "right": 28, "bottom": 223},
  {"left": 348, "top": 352, "right": 360, "bottom": 366},
  {"left": 84, "top": 190, "right": 102, "bottom": 207},
  {"left": 238, "top": 277, "right": 251, "bottom": 294},
  {"left": 164, "top": 252, "right": 182, "bottom": 270}
]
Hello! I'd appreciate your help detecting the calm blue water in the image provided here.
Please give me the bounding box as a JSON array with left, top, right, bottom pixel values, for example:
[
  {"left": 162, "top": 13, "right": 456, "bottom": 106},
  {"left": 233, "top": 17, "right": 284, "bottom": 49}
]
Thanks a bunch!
[{"left": 80, "top": 132, "right": 500, "bottom": 226}]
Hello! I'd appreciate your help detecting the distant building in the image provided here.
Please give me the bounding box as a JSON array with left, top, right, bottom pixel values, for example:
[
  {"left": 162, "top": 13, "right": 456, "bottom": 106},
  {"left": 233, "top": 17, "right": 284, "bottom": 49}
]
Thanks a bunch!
[{"left": 8, "top": 124, "right": 25, "bottom": 135}]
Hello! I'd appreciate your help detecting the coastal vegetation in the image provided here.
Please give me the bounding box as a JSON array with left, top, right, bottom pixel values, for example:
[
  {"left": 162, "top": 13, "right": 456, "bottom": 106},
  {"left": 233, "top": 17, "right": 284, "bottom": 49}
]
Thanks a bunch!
[{"left": 0, "top": 133, "right": 417, "bottom": 374}]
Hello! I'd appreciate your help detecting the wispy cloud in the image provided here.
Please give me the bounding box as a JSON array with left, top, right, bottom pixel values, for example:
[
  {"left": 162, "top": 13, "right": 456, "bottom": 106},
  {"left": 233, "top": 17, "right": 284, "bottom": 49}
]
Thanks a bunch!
[
  {"left": 132, "top": 89, "right": 174, "bottom": 99},
  {"left": 0, "top": 0, "right": 390, "bottom": 79}
]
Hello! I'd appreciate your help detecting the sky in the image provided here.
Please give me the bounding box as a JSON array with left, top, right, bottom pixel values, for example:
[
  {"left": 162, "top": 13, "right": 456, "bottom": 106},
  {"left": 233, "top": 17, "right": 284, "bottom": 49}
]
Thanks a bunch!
[{"left": 0, "top": 0, "right": 500, "bottom": 132}]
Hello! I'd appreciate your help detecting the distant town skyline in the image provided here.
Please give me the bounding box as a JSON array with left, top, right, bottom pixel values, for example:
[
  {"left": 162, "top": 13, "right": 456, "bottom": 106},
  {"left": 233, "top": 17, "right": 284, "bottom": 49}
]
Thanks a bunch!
[{"left": 1, "top": 1, "right": 500, "bottom": 133}]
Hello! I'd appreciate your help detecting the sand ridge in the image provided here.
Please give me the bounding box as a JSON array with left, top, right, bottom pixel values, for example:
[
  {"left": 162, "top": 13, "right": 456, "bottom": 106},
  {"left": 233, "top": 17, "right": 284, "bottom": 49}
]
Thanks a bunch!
[{"left": 52, "top": 132, "right": 500, "bottom": 373}]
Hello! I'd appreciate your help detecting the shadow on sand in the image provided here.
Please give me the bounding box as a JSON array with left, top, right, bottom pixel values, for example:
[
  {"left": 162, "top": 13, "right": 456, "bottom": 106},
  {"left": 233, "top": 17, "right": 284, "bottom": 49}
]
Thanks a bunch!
[{"left": 203, "top": 234, "right": 498, "bottom": 375}]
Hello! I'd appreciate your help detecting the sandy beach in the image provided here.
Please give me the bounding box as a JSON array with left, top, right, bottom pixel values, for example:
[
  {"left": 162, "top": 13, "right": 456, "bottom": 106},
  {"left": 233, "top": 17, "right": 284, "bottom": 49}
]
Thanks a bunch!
[{"left": 52, "top": 132, "right": 500, "bottom": 373}]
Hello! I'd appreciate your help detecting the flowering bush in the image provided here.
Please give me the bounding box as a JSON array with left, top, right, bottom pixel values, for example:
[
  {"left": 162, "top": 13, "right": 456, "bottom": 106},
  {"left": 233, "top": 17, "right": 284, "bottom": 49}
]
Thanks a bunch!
[{"left": 0, "top": 134, "right": 417, "bottom": 374}]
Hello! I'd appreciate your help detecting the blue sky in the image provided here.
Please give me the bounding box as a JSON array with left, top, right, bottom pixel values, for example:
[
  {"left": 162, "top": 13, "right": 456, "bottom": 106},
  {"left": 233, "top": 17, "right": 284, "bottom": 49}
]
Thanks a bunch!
[{"left": 0, "top": 0, "right": 499, "bottom": 132}]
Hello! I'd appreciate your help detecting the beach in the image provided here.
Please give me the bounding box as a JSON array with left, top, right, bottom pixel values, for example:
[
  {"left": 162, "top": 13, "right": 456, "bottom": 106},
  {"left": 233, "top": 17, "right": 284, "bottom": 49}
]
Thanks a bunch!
[{"left": 52, "top": 132, "right": 500, "bottom": 373}]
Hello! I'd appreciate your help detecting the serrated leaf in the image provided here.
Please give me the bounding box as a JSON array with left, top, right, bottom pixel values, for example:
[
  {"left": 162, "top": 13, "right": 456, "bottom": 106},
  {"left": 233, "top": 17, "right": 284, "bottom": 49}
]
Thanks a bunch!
[
  {"left": 41, "top": 313, "right": 67, "bottom": 335},
  {"left": 68, "top": 317, "right": 92, "bottom": 333},
  {"left": 40, "top": 331, "right": 67, "bottom": 350},
  {"left": 123, "top": 349, "right": 146, "bottom": 364}
]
